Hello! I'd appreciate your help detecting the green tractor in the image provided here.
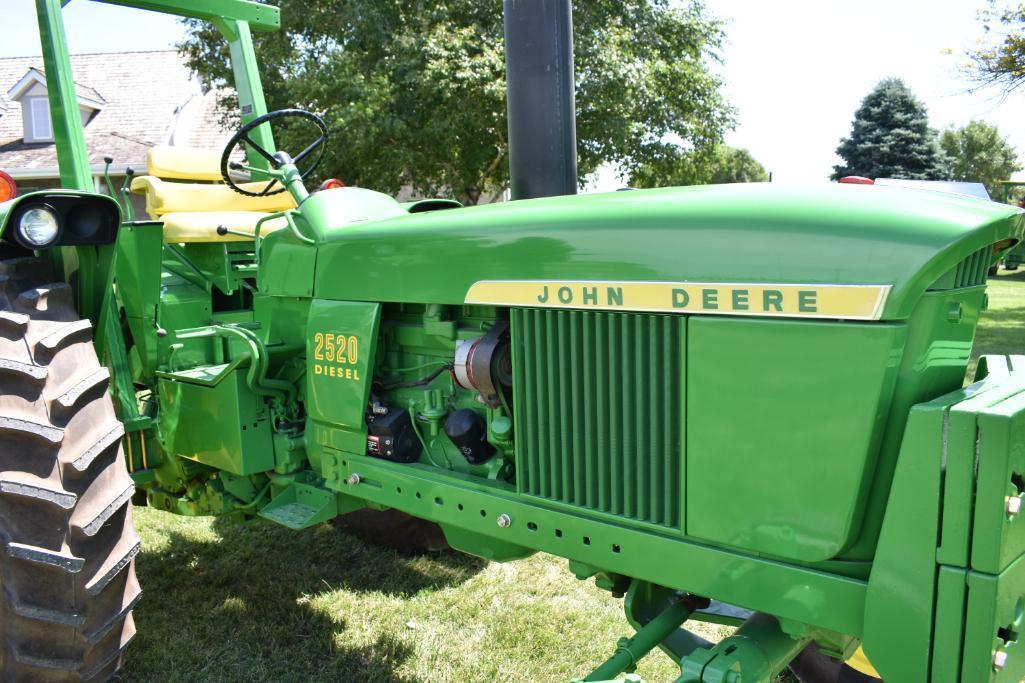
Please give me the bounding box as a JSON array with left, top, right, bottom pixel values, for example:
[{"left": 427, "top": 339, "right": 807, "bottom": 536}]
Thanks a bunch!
[{"left": 2, "top": 1, "right": 1025, "bottom": 681}]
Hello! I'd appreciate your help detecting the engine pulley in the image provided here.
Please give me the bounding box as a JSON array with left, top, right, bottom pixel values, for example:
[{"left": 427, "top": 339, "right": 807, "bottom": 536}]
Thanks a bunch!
[{"left": 452, "top": 321, "right": 511, "bottom": 408}]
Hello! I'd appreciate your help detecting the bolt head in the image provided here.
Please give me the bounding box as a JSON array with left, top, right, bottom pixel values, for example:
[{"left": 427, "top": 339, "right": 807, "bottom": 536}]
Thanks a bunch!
[
  {"left": 346, "top": 473, "right": 361, "bottom": 486},
  {"left": 496, "top": 513, "right": 512, "bottom": 528},
  {"left": 994, "top": 649, "right": 1009, "bottom": 670},
  {"left": 1008, "top": 496, "right": 1022, "bottom": 516}
]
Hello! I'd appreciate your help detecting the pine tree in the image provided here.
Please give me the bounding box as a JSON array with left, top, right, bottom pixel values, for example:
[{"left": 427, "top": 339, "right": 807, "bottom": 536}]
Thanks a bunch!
[{"left": 831, "top": 78, "right": 945, "bottom": 181}]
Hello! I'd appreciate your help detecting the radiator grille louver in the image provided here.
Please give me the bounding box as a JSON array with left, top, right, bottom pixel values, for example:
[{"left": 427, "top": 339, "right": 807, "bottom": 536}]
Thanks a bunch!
[
  {"left": 954, "top": 246, "right": 992, "bottom": 288},
  {"left": 512, "top": 309, "right": 683, "bottom": 529}
]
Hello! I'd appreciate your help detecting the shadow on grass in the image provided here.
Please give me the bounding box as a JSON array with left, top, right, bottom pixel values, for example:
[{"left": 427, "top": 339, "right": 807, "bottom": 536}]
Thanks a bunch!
[{"left": 124, "top": 515, "right": 486, "bottom": 682}]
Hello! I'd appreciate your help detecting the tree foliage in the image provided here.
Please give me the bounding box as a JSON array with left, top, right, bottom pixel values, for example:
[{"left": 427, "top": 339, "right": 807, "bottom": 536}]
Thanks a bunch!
[
  {"left": 967, "top": 2, "right": 1025, "bottom": 94},
  {"left": 939, "top": 120, "right": 1020, "bottom": 197},
  {"left": 180, "top": 1, "right": 734, "bottom": 205},
  {"left": 831, "top": 78, "right": 945, "bottom": 181},
  {"left": 630, "top": 145, "right": 768, "bottom": 187}
]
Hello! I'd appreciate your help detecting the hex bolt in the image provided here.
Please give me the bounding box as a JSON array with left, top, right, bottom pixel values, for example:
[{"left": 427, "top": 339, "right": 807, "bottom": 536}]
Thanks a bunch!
[
  {"left": 346, "top": 473, "right": 362, "bottom": 486},
  {"left": 497, "top": 513, "right": 512, "bottom": 528},
  {"left": 1007, "top": 496, "right": 1022, "bottom": 517},
  {"left": 993, "top": 649, "right": 1008, "bottom": 670}
]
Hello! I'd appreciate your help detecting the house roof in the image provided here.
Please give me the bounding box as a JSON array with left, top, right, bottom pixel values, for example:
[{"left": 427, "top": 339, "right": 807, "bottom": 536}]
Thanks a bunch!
[
  {"left": 0, "top": 50, "right": 233, "bottom": 177},
  {"left": 6, "top": 66, "right": 106, "bottom": 109}
]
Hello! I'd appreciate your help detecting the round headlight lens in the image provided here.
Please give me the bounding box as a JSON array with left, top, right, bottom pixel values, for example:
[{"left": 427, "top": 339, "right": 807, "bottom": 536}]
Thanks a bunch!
[{"left": 18, "top": 206, "right": 59, "bottom": 247}]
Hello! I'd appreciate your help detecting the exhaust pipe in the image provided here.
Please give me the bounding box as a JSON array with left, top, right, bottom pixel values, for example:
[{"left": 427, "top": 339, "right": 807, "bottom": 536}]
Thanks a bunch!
[{"left": 503, "top": 0, "right": 578, "bottom": 200}]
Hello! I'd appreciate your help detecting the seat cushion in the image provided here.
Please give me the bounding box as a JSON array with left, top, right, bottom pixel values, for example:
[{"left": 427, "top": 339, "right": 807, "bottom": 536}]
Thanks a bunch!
[
  {"left": 131, "top": 176, "right": 297, "bottom": 218},
  {"left": 146, "top": 146, "right": 224, "bottom": 181},
  {"left": 161, "top": 211, "right": 289, "bottom": 243}
]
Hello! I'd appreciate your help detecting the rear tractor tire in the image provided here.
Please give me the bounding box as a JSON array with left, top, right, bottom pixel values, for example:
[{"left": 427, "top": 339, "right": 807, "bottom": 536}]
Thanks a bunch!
[{"left": 0, "top": 256, "right": 140, "bottom": 681}]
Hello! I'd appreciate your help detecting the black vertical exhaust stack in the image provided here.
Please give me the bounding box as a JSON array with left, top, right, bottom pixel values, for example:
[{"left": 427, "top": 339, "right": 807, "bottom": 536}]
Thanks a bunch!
[{"left": 503, "top": 0, "right": 578, "bottom": 200}]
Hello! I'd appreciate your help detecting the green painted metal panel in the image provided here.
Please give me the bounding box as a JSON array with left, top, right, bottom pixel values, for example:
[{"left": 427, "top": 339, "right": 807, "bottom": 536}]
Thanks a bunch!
[
  {"left": 686, "top": 317, "right": 904, "bottom": 562},
  {"left": 932, "top": 566, "right": 968, "bottom": 683},
  {"left": 115, "top": 222, "right": 164, "bottom": 383},
  {"left": 311, "top": 184, "right": 1023, "bottom": 321},
  {"left": 305, "top": 300, "right": 380, "bottom": 435},
  {"left": 939, "top": 374, "right": 1025, "bottom": 568},
  {"left": 962, "top": 556, "right": 1025, "bottom": 682},
  {"left": 257, "top": 229, "right": 317, "bottom": 297},
  {"left": 157, "top": 370, "right": 273, "bottom": 475},
  {"left": 512, "top": 309, "right": 685, "bottom": 530},
  {"left": 862, "top": 401, "right": 946, "bottom": 683},
  {"left": 972, "top": 390, "right": 1025, "bottom": 574},
  {"left": 320, "top": 450, "right": 868, "bottom": 636},
  {"left": 844, "top": 288, "right": 987, "bottom": 559}
]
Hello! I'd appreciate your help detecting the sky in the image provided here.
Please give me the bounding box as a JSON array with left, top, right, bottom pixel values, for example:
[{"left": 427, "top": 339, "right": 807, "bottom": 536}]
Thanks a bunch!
[
  {"left": 4, "top": 0, "right": 1024, "bottom": 185},
  {"left": 705, "top": 0, "right": 1025, "bottom": 183}
]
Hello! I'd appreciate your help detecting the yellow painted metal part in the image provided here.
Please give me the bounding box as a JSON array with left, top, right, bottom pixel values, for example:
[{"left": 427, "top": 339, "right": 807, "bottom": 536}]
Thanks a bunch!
[
  {"left": 847, "top": 645, "right": 881, "bottom": 678},
  {"left": 464, "top": 280, "right": 891, "bottom": 320}
]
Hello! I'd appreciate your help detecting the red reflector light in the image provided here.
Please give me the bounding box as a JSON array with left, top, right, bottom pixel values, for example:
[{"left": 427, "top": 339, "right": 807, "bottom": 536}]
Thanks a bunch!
[
  {"left": 0, "top": 170, "right": 16, "bottom": 202},
  {"left": 319, "top": 178, "right": 346, "bottom": 190},
  {"left": 839, "top": 176, "right": 874, "bottom": 185}
]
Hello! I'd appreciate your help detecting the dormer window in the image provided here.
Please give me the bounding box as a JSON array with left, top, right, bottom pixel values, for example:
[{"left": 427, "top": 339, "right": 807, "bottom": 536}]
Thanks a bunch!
[
  {"left": 26, "top": 96, "right": 52, "bottom": 142},
  {"left": 6, "top": 67, "right": 104, "bottom": 144}
]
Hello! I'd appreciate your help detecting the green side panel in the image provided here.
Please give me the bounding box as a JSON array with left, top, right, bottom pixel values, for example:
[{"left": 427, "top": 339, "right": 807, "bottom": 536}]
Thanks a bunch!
[
  {"left": 305, "top": 300, "right": 380, "bottom": 434},
  {"left": 862, "top": 401, "right": 946, "bottom": 683},
  {"left": 962, "top": 556, "right": 1025, "bottom": 683},
  {"left": 257, "top": 229, "right": 317, "bottom": 297},
  {"left": 972, "top": 390, "right": 1025, "bottom": 574},
  {"left": 932, "top": 566, "right": 968, "bottom": 683},
  {"left": 845, "top": 288, "right": 987, "bottom": 559},
  {"left": 512, "top": 309, "right": 685, "bottom": 531},
  {"left": 115, "top": 222, "right": 164, "bottom": 382},
  {"left": 157, "top": 370, "right": 273, "bottom": 475},
  {"left": 686, "top": 317, "right": 904, "bottom": 562},
  {"left": 310, "top": 184, "right": 1023, "bottom": 320}
]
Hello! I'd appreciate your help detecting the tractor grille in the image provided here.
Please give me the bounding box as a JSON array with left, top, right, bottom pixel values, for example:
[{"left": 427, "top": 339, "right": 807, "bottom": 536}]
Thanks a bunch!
[
  {"left": 511, "top": 309, "right": 683, "bottom": 529},
  {"left": 953, "top": 246, "right": 992, "bottom": 288}
]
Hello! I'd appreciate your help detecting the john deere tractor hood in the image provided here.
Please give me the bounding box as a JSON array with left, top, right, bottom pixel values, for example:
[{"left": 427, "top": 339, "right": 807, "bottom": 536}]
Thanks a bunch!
[{"left": 309, "top": 183, "right": 1023, "bottom": 321}]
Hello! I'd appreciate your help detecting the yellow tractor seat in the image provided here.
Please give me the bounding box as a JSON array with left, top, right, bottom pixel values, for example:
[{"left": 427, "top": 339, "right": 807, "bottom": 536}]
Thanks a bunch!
[
  {"left": 131, "top": 146, "right": 297, "bottom": 243},
  {"left": 161, "top": 211, "right": 289, "bottom": 244}
]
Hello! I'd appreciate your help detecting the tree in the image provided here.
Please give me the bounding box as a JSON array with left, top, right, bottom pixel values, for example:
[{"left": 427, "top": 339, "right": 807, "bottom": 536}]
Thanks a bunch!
[
  {"left": 966, "top": 2, "right": 1025, "bottom": 94},
  {"left": 831, "top": 78, "right": 945, "bottom": 181},
  {"left": 939, "top": 120, "right": 1020, "bottom": 196},
  {"left": 630, "top": 145, "right": 768, "bottom": 187},
  {"left": 180, "top": 1, "right": 734, "bottom": 206}
]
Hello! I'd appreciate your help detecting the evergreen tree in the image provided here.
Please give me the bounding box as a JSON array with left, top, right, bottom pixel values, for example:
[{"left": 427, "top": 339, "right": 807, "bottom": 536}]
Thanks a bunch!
[{"left": 831, "top": 78, "right": 944, "bottom": 181}]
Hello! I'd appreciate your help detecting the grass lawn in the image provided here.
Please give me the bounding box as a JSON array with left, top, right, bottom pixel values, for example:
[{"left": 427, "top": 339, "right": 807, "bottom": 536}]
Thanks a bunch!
[{"left": 121, "top": 272, "right": 1025, "bottom": 682}]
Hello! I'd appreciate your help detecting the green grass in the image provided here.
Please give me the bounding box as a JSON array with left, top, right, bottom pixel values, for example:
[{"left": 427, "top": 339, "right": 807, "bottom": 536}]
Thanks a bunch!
[
  {"left": 968, "top": 266, "right": 1025, "bottom": 379},
  {"left": 121, "top": 272, "right": 1025, "bottom": 682},
  {"left": 125, "top": 512, "right": 731, "bottom": 681}
]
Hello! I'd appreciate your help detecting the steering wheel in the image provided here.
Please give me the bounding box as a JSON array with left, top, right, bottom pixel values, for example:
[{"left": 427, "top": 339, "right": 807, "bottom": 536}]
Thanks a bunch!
[{"left": 220, "top": 109, "right": 329, "bottom": 197}]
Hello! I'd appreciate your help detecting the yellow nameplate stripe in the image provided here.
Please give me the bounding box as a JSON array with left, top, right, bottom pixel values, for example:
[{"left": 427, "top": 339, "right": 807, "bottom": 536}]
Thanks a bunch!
[{"left": 464, "top": 281, "right": 891, "bottom": 320}]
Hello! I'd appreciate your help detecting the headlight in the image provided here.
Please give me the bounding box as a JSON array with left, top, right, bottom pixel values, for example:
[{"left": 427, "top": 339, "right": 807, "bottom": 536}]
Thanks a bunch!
[{"left": 17, "top": 206, "right": 60, "bottom": 247}]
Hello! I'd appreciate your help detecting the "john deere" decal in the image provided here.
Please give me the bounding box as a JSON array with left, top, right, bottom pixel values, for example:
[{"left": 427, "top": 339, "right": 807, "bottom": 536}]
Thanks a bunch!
[{"left": 464, "top": 281, "right": 891, "bottom": 320}]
